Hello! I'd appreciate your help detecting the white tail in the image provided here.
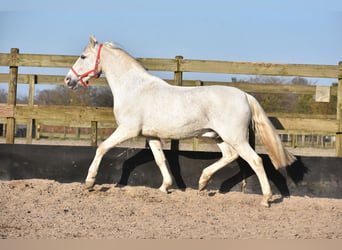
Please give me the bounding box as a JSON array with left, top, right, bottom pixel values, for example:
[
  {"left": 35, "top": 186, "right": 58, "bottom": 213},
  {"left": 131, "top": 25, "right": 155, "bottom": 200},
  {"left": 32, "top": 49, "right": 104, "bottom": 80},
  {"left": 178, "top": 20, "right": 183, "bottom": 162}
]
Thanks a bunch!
[{"left": 246, "top": 94, "right": 296, "bottom": 169}]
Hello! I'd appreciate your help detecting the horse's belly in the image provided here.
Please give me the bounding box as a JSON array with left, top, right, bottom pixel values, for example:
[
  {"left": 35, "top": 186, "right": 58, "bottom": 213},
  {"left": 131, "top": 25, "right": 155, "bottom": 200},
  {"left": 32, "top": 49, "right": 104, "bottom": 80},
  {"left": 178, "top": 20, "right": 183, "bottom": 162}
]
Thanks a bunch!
[{"left": 141, "top": 123, "right": 210, "bottom": 139}]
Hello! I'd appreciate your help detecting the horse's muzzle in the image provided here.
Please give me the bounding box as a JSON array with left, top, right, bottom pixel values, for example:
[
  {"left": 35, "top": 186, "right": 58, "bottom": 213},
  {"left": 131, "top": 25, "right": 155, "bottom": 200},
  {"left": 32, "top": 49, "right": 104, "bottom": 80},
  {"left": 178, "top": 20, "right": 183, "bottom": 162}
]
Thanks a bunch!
[{"left": 64, "top": 77, "right": 77, "bottom": 89}]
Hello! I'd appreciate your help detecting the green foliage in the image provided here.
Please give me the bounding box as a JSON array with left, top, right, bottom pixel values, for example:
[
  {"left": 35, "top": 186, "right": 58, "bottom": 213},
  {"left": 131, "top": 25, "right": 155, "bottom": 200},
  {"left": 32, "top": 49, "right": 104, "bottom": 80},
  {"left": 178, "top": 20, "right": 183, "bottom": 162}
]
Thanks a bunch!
[
  {"left": 236, "top": 76, "right": 336, "bottom": 114},
  {"left": 295, "top": 94, "right": 337, "bottom": 114},
  {"left": 295, "top": 94, "right": 312, "bottom": 113}
]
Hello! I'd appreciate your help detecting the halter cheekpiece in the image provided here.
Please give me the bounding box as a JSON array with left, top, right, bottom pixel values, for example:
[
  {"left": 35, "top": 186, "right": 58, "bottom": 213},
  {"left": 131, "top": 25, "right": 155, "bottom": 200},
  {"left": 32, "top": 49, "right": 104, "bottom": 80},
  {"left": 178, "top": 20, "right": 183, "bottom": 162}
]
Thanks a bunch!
[{"left": 70, "top": 43, "right": 103, "bottom": 87}]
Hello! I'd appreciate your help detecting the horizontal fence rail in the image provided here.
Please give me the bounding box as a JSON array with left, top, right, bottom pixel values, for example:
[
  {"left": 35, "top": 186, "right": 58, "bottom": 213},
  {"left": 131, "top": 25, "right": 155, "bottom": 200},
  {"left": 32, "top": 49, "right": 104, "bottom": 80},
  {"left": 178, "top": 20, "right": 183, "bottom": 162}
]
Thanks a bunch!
[
  {"left": 180, "top": 59, "right": 342, "bottom": 78},
  {"left": 0, "top": 49, "right": 341, "bottom": 156}
]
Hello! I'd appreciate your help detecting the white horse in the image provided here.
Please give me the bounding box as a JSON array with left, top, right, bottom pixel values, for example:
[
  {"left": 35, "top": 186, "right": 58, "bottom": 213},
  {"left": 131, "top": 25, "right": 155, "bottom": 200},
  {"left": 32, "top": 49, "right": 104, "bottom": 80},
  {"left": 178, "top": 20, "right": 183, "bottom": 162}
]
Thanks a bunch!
[{"left": 65, "top": 36, "right": 296, "bottom": 207}]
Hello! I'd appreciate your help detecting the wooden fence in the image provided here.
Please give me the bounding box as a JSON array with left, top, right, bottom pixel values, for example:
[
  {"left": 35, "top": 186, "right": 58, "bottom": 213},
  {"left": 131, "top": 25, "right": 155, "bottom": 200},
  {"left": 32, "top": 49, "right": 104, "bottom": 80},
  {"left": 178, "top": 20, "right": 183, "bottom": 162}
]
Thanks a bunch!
[{"left": 0, "top": 49, "right": 341, "bottom": 156}]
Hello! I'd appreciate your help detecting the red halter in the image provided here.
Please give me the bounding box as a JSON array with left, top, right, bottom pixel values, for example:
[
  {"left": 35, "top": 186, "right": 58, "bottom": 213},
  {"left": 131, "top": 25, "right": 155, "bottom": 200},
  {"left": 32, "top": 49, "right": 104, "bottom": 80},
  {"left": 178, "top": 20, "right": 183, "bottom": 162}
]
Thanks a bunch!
[{"left": 70, "top": 43, "right": 103, "bottom": 87}]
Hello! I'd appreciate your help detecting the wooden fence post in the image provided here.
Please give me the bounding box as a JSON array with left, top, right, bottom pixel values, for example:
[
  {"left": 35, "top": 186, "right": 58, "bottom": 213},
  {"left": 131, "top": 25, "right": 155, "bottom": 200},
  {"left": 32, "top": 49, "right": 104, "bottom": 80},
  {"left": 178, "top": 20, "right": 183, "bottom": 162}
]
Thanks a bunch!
[
  {"left": 91, "top": 121, "right": 98, "bottom": 146},
  {"left": 171, "top": 56, "right": 183, "bottom": 151},
  {"left": 75, "top": 128, "right": 81, "bottom": 139},
  {"left": 174, "top": 56, "right": 183, "bottom": 86},
  {"left": 336, "top": 62, "right": 342, "bottom": 157},
  {"left": 6, "top": 48, "right": 19, "bottom": 144},
  {"left": 26, "top": 74, "right": 36, "bottom": 144}
]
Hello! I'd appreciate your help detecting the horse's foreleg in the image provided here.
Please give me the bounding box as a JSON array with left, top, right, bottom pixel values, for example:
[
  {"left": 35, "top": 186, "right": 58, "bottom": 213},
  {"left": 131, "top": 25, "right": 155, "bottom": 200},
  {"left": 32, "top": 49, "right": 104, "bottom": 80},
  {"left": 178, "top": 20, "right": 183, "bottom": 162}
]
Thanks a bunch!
[
  {"left": 85, "top": 126, "right": 137, "bottom": 189},
  {"left": 199, "top": 142, "right": 238, "bottom": 190},
  {"left": 148, "top": 138, "right": 173, "bottom": 193}
]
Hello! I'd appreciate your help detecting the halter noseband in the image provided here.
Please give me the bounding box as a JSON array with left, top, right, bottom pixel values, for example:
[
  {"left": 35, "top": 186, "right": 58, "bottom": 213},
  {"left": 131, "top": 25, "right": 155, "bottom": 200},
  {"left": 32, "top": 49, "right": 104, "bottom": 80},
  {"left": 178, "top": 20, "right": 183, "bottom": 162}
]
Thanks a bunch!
[{"left": 70, "top": 43, "right": 103, "bottom": 87}]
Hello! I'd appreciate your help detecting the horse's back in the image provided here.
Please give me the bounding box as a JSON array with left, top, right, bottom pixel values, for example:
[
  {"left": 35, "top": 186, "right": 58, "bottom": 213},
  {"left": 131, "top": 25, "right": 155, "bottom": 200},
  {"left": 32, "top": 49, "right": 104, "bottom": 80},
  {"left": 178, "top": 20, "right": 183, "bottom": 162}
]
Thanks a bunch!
[{"left": 139, "top": 84, "right": 251, "bottom": 139}]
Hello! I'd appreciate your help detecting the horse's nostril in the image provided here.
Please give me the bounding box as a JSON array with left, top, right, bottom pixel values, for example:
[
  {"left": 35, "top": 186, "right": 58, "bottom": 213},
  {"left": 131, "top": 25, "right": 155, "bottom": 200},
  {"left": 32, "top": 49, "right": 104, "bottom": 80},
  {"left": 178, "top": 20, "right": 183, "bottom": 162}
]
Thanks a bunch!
[{"left": 64, "top": 77, "right": 70, "bottom": 85}]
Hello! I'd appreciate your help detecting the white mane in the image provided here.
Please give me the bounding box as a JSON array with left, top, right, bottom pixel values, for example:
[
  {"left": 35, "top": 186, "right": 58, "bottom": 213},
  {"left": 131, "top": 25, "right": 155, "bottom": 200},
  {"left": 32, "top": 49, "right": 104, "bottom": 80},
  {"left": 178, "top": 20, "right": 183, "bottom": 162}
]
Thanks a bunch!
[
  {"left": 103, "top": 41, "right": 146, "bottom": 71},
  {"left": 103, "top": 41, "right": 119, "bottom": 49}
]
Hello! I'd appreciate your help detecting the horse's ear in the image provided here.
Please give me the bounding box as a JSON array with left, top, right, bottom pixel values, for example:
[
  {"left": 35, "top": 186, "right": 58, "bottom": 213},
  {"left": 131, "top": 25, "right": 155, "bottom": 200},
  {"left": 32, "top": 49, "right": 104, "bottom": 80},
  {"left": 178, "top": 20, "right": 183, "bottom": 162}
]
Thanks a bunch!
[{"left": 89, "top": 35, "right": 98, "bottom": 48}]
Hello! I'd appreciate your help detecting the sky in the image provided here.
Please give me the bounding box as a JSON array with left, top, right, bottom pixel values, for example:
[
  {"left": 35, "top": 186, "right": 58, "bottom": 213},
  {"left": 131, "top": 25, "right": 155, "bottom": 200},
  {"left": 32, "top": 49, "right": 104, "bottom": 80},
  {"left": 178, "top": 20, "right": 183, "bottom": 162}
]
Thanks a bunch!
[{"left": 1, "top": 0, "right": 342, "bottom": 91}]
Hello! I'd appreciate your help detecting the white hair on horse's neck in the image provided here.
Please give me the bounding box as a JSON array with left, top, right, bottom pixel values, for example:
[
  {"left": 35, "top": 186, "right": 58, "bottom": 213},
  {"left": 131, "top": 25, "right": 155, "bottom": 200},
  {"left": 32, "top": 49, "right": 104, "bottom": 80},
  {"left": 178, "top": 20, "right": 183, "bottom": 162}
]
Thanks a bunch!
[
  {"left": 102, "top": 41, "right": 146, "bottom": 70},
  {"left": 103, "top": 41, "right": 119, "bottom": 49}
]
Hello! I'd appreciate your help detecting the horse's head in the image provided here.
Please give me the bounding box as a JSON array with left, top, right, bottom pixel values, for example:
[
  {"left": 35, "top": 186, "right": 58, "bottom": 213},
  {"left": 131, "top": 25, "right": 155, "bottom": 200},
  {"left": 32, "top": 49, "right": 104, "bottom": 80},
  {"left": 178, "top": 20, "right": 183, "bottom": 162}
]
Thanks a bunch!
[{"left": 65, "top": 36, "right": 103, "bottom": 89}]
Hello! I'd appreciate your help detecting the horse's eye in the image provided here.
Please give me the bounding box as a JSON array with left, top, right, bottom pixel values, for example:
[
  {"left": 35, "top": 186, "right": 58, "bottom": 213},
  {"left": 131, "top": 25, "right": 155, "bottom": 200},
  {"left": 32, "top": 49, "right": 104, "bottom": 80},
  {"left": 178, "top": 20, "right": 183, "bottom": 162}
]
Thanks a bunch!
[{"left": 80, "top": 55, "right": 86, "bottom": 59}]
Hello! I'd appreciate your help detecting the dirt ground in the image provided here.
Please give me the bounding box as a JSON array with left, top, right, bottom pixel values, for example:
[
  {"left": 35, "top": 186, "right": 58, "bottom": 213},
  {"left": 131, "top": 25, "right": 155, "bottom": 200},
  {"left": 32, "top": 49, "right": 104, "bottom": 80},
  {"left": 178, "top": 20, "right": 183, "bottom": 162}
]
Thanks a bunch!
[{"left": 0, "top": 179, "right": 341, "bottom": 239}]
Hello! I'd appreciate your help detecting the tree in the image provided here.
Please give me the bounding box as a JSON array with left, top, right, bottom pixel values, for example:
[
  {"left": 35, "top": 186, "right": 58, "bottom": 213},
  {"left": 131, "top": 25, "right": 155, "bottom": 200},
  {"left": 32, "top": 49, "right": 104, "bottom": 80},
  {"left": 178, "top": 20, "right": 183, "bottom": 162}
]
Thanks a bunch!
[
  {"left": 0, "top": 89, "right": 7, "bottom": 103},
  {"left": 295, "top": 94, "right": 337, "bottom": 114},
  {"left": 291, "top": 77, "right": 313, "bottom": 85},
  {"left": 88, "top": 86, "right": 113, "bottom": 107},
  {"left": 247, "top": 76, "right": 294, "bottom": 113},
  {"left": 35, "top": 85, "right": 113, "bottom": 107},
  {"left": 248, "top": 75, "right": 288, "bottom": 84}
]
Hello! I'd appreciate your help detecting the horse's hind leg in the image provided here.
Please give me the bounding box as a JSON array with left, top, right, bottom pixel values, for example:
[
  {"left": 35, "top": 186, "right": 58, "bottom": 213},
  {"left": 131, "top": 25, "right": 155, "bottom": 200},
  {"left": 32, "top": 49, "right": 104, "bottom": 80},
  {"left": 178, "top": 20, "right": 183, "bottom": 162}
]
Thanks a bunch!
[
  {"left": 148, "top": 138, "right": 173, "bottom": 193},
  {"left": 199, "top": 141, "right": 238, "bottom": 191},
  {"left": 85, "top": 126, "right": 138, "bottom": 189},
  {"left": 234, "top": 141, "right": 272, "bottom": 207}
]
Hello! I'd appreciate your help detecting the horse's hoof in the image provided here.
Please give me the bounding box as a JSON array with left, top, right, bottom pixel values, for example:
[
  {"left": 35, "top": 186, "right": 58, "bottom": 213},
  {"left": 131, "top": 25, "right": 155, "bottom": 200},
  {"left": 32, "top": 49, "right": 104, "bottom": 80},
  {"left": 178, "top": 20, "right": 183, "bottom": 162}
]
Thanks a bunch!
[
  {"left": 198, "top": 172, "right": 211, "bottom": 191},
  {"left": 85, "top": 180, "right": 95, "bottom": 190},
  {"left": 198, "top": 181, "right": 208, "bottom": 191},
  {"left": 159, "top": 186, "right": 169, "bottom": 194},
  {"left": 158, "top": 180, "right": 172, "bottom": 194},
  {"left": 260, "top": 194, "right": 272, "bottom": 207},
  {"left": 260, "top": 200, "right": 270, "bottom": 208}
]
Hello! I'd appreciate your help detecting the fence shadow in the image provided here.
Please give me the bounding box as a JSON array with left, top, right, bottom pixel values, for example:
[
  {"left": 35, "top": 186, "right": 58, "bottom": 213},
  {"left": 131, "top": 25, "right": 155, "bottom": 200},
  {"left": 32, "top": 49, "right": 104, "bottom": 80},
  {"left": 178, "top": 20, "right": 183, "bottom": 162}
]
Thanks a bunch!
[
  {"left": 3, "top": 144, "right": 338, "bottom": 198},
  {"left": 218, "top": 155, "right": 304, "bottom": 197},
  {"left": 115, "top": 148, "right": 307, "bottom": 197}
]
